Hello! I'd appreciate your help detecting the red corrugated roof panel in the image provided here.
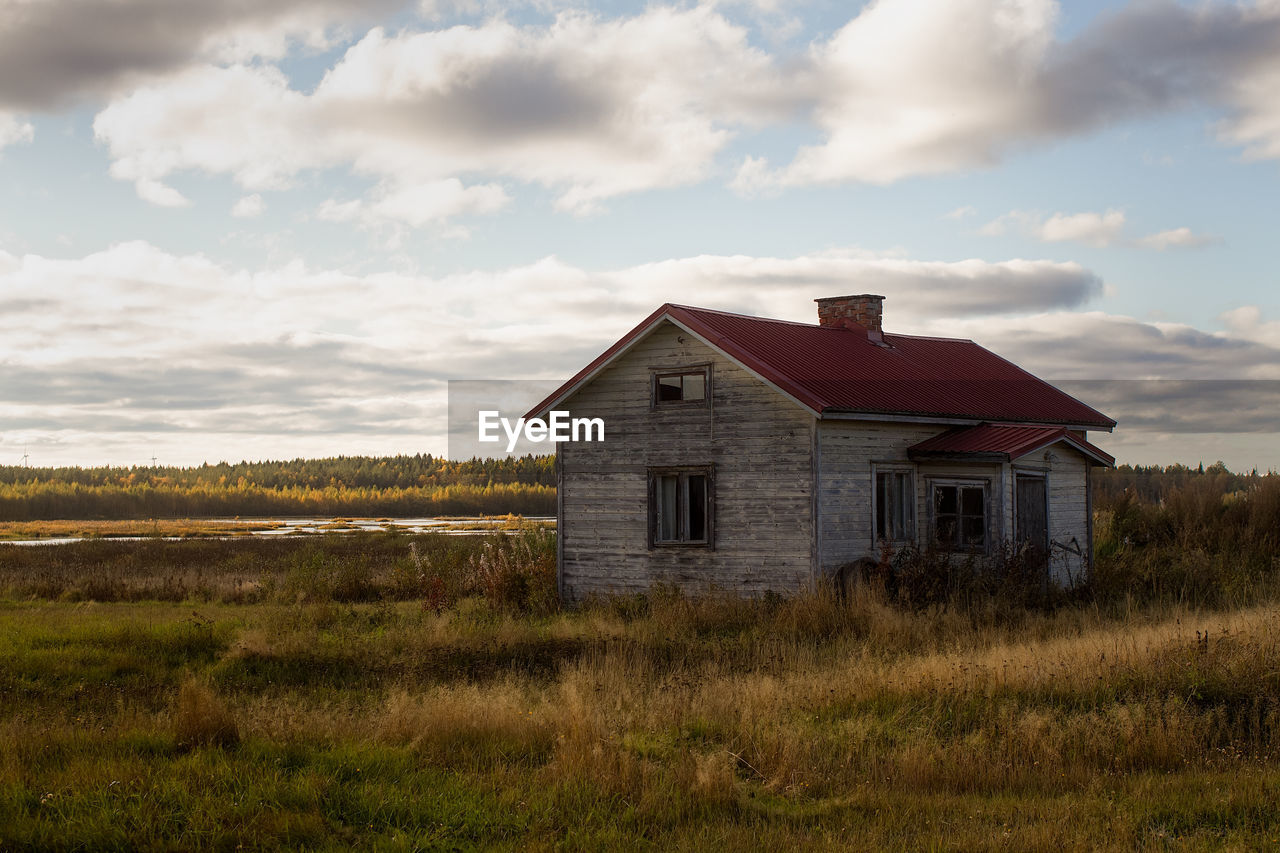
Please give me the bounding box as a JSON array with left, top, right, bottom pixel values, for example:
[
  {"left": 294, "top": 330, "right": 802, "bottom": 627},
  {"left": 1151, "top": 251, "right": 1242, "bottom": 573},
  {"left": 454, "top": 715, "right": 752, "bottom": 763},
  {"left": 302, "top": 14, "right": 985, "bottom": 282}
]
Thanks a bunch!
[
  {"left": 528, "top": 303, "right": 1116, "bottom": 430},
  {"left": 908, "top": 423, "right": 1115, "bottom": 466}
]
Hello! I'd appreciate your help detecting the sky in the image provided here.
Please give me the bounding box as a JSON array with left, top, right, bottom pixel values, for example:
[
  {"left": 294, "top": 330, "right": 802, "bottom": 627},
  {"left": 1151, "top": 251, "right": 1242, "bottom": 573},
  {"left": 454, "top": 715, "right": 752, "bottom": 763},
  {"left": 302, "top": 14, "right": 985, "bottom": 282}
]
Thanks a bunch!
[{"left": 1, "top": 0, "right": 1279, "bottom": 470}]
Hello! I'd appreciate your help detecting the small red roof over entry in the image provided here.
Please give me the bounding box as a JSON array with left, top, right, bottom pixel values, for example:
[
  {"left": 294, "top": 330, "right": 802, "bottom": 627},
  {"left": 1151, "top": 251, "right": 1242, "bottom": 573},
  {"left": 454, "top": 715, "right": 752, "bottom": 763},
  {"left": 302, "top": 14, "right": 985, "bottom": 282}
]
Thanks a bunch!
[
  {"left": 528, "top": 303, "right": 1115, "bottom": 430},
  {"left": 908, "top": 423, "right": 1115, "bottom": 467}
]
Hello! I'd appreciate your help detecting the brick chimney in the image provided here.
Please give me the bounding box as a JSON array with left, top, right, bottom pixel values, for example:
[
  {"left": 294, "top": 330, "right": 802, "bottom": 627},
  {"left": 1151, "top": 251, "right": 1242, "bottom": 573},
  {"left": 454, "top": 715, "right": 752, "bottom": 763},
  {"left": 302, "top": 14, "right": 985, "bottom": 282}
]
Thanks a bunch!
[{"left": 815, "top": 294, "right": 884, "bottom": 333}]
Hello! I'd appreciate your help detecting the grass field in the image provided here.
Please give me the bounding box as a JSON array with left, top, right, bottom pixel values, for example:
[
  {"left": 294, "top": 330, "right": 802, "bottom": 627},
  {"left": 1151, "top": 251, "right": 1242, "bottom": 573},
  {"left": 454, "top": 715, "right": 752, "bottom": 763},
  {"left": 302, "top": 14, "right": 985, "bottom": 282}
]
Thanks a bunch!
[{"left": 2, "top": 533, "right": 1280, "bottom": 850}]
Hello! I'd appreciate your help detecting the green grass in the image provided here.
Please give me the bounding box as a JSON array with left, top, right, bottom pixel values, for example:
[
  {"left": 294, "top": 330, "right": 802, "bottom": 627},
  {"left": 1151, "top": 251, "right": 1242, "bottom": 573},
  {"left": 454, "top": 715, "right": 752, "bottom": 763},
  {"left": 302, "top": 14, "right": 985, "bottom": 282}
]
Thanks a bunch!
[{"left": 4, "top": 532, "right": 1280, "bottom": 849}]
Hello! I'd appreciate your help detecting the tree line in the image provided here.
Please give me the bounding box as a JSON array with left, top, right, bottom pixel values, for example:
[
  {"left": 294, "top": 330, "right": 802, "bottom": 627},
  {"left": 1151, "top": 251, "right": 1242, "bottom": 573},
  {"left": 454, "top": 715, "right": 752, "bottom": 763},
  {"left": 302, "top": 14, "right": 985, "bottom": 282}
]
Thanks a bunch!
[
  {"left": 1091, "top": 460, "right": 1272, "bottom": 506},
  {"left": 0, "top": 455, "right": 556, "bottom": 520}
]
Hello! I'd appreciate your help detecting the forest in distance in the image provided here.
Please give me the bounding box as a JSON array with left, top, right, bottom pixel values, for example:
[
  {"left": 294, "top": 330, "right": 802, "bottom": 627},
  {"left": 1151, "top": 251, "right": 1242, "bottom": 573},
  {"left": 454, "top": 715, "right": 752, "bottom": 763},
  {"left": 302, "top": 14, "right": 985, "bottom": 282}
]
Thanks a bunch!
[{"left": 0, "top": 454, "right": 555, "bottom": 521}]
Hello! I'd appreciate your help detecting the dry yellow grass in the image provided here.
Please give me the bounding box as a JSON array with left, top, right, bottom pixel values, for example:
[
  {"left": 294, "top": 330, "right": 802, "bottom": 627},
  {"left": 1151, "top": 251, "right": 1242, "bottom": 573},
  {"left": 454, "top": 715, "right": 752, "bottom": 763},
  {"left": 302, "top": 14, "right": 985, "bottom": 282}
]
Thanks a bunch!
[
  {"left": 4, "top": 584, "right": 1280, "bottom": 849},
  {"left": 175, "top": 593, "right": 1280, "bottom": 804},
  {"left": 376, "top": 682, "right": 557, "bottom": 767},
  {"left": 0, "top": 518, "right": 283, "bottom": 539},
  {"left": 172, "top": 678, "right": 240, "bottom": 749}
]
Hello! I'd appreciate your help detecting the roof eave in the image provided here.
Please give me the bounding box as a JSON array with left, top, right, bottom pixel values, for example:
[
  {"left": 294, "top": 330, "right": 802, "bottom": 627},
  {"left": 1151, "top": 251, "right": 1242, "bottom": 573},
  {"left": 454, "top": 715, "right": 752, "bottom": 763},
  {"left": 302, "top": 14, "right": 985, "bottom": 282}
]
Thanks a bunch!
[
  {"left": 908, "top": 450, "right": 1009, "bottom": 463},
  {"left": 821, "top": 408, "right": 1115, "bottom": 432}
]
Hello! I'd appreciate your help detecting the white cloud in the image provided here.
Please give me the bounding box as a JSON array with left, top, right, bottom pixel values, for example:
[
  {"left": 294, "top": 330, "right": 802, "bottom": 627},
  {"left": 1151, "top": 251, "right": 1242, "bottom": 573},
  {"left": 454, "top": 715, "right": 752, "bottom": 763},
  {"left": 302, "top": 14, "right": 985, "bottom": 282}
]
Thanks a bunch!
[
  {"left": 3, "top": 241, "right": 1276, "bottom": 466},
  {"left": 0, "top": 112, "right": 34, "bottom": 152},
  {"left": 1133, "top": 227, "right": 1215, "bottom": 250},
  {"left": 979, "top": 208, "right": 1211, "bottom": 250},
  {"left": 0, "top": 242, "right": 1106, "bottom": 462},
  {"left": 978, "top": 209, "right": 1125, "bottom": 245},
  {"left": 737, "top": 0, "right": 1280, "bottom": 189},
  {"left": 0, "top": 244, "right": 1113, "bottom": 375},
  {"left": 13, "top": 0, "right": 1280, "bottom": 211},
  {"left": 317, "top": 179, "right": 509, "bottom": 229},
  {"left": 918, "top": 311, "right": 1280, "bottom": 381},
  {"left": 135, "top": 178, "right": 191, "bottom": 208},
  {"left": 67, "top": 0, "right": 1280, "bottom": 215},
  {"left": 93, "top": 8, "right": 785, "bottom": 217},
  {"left": 1037, "top": 209, "right": 1126, "bottom": 247},
  {"left": 1221, "top": 304, "right": 1280, "bottom": 348},
  {"left": 944, "top": 205, "right": 977, "bottom": 220},
  {"left": 737, "top": 0, "right": 1060, "bottom": 188},
  {"left": 94, "top": 64, "right": 313, "bottom": 200},
  {"left": 605, "top": 254, "right": 1102, "bottom": 322},
  {"left": 0, "top": 0, "right": 402, "bottom": 110},
  {"left": 231, "top": 194, "right": 266, "bottom": 218}
]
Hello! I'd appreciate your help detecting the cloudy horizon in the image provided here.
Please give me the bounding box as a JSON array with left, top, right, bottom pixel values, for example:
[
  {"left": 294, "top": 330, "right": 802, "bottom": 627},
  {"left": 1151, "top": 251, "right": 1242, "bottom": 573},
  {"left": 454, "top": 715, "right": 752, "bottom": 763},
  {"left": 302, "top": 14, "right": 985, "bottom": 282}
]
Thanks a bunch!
[{"left": 2, "top": 0, "right": 1279, "bottom": 471}]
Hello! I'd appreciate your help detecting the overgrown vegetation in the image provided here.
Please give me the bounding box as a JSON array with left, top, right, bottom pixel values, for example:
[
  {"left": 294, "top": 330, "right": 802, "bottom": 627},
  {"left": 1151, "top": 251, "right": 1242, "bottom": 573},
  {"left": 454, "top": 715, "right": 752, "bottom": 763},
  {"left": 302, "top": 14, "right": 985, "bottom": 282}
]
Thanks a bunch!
[
  {"left": 852, "top": 465, "right": 1280, "bottom": 615},
  {"left": 3, "top": 579, "right": 1280, "bottom": 849},
  {"left": 1091, "top": 464, "right": 1280, "bottom": 607},
  {"left": 3, "top": 463, "right": 1280, "bottom": 849},
  {"left": 0, "top": 453, "right": 555, "bottom": 520},
  {"left": 0, "top": 529, "right": 557, "bottom": 610}
]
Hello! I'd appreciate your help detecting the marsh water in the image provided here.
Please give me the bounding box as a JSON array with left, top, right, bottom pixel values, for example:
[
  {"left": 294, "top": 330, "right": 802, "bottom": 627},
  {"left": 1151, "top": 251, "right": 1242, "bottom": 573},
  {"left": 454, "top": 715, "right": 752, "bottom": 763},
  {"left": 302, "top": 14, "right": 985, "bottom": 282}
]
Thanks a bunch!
[{"left": 3, "top": 517, "right": 555, "bottom": 546}]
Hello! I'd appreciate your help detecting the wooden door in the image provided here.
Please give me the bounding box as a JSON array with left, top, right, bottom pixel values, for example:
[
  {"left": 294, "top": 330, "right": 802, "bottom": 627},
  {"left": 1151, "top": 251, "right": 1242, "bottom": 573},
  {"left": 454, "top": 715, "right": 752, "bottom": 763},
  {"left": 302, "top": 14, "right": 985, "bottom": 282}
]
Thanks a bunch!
[{"left": 1015, "top": 475, "right": 1048, "bottom": 571}]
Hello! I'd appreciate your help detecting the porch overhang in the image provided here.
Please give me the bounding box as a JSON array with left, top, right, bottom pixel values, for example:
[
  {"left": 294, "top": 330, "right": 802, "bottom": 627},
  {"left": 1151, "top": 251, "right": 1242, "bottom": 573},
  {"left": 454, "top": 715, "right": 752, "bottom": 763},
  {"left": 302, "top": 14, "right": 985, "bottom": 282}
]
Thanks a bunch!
[{"left": 908, "top": 423, "right": 1115, "bottom": 467}]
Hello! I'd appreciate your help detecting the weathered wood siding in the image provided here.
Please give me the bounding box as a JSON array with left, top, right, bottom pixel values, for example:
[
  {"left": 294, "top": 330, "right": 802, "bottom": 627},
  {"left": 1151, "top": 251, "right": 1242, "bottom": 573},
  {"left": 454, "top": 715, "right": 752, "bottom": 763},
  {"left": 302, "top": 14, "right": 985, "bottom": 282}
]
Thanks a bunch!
[
  {"left": 557, "top": 321, "right": 815, "bottom": 600},
  {"left": 814, "top": 420, "right": 1007, "bottom": 573},
  {"left": 815, "top": 420, "right": 935, "bottom": 572},
  {"left": 1013, "top": 445, "right": 1091, "bottom": 586}
]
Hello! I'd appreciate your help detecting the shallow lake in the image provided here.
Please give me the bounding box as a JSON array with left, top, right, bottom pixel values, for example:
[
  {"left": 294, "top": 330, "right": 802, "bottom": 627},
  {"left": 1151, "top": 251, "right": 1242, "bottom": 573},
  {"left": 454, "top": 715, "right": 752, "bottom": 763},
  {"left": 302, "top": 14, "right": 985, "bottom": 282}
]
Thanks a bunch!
[{"left": 2, "top": 517, "right": 555, "bottom": 546}]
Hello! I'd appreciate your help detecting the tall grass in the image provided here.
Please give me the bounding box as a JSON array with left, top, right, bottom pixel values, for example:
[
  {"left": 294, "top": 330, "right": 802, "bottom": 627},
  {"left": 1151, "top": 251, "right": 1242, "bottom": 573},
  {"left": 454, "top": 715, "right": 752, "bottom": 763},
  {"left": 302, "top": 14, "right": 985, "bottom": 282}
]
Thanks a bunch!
[
  {"left": 0, "top": 529, "right": 558, "bottom": 611},
  {"left": 1092, "top": 473, "right": 1280, "bottom": 607},
  {"left": 4, "top": 588, "right": 1280, "bottom": 848}
]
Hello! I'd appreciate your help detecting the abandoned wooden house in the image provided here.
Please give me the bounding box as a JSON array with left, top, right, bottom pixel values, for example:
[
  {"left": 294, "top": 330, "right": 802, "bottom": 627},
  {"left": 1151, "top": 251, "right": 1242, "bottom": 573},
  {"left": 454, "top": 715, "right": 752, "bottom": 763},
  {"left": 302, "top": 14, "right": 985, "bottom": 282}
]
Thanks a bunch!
[{"left": 528, "top": 295, "right": 1116, "bottom": 600}]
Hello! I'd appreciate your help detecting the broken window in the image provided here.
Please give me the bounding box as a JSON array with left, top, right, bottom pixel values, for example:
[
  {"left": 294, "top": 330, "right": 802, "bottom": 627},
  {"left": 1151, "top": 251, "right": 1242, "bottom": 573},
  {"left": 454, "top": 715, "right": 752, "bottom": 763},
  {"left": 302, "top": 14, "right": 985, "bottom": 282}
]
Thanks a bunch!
[
  {"left": 653, "top": 369, "right": 707, "bottom": 404},
  {"left": 650, "top": 468, "right": 713, "bottom": 546},
  {"left": 875, "top": 469, "right": 915, "bottom": 542},
  {"left": 933, "top": 482, "right": 988, "bottom": 552}
]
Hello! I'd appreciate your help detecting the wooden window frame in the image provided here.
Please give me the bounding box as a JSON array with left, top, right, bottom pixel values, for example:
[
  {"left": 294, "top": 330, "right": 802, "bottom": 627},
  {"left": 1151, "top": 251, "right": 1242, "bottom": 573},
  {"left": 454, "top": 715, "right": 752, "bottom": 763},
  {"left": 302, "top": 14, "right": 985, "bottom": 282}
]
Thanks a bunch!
[
  {"left": 650, "top": 364, "right": 712, "bottom": 410},
  {"left": 870, "top": 463, "right": 916, "bottom": 545},
  {"left": 928, "top": 477, "right": 991, "bottom": 554},
  {"left": 647, "top": 465, "right": 715, "bottom": 549}
]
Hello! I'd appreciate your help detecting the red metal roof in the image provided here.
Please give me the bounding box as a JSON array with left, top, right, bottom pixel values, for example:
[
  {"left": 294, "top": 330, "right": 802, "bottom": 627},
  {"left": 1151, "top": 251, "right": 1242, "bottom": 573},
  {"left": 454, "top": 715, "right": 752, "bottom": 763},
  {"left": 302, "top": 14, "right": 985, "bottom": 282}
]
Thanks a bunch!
[
  {"left": 908, "top": 423, "right": 1115, "bottom": 467},
  {"left": 527, "top": 303, "right": 1116, "bottom": 429}
]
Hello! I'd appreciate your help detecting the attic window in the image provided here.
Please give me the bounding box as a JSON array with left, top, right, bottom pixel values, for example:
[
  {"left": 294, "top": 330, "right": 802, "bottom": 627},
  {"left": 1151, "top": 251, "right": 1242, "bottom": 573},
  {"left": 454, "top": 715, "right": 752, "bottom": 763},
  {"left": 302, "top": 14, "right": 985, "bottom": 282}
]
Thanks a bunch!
[{"left": 652, "top": 367, "right": 708, "bottom": 406}]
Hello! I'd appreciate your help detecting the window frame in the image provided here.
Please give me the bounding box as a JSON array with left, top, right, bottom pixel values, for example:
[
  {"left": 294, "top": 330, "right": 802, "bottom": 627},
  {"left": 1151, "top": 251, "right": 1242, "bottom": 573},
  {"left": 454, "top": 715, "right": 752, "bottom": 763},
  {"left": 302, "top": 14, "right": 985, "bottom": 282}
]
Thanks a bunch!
[
  {"left": 647, "top": 465, "right": 715, "bottom": 549},
  {"left": 870, "top": 463, "right": 916, "bottom": 544},
  {"left": 928, "top": 477, "right": 991, "bottom": 554},
  {"left": 650, "top": 364, "right": 711, "bottom": 409}
]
